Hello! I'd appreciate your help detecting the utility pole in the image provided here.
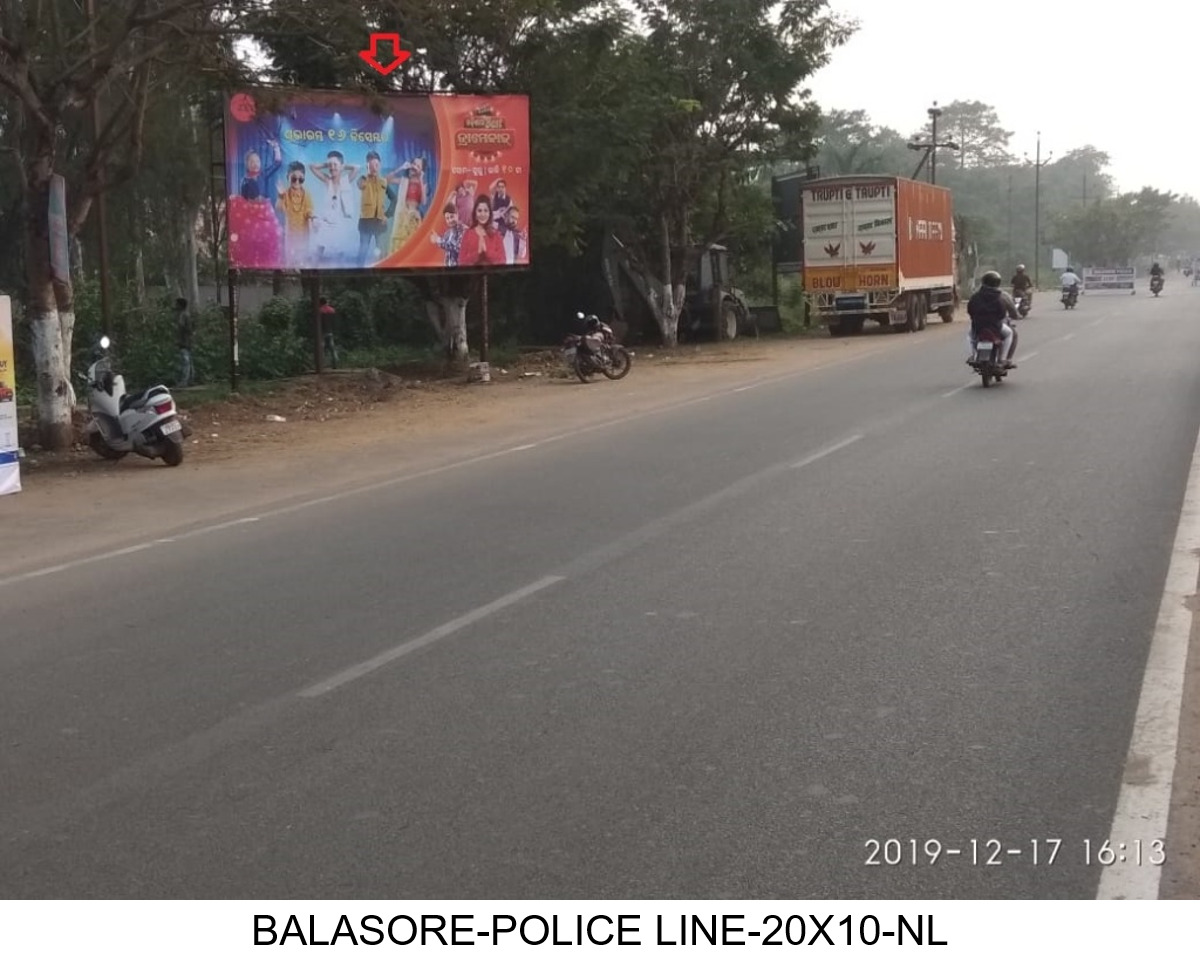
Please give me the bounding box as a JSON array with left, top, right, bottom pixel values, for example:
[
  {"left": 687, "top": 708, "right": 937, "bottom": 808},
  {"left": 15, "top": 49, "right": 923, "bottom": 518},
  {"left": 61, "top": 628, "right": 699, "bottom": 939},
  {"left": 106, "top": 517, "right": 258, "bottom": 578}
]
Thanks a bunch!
[
  {"left": 929, "top": 103, "right": 942, "bottom": 185},
  {"left": 1006, "top": 170, "right": 1014, "bottom": 269},
  {"left": 906, "top": 102, "right": 959, "bottom": 185},
  {"left": 85, "top": 0, "right": 112, "bottom": 331},
  {"left": 1025, "top": 132, "right": 1053, "bottom": 289}
]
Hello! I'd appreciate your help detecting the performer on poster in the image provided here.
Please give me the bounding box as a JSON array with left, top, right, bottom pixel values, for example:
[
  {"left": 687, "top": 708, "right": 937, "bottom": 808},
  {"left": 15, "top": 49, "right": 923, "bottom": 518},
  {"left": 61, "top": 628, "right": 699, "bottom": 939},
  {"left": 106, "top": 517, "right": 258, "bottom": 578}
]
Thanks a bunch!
[
  {"left": 388, "top": 156, "right": 429, "bottom": 254},
  {"left": 277, "top": 161, "right": 316, "bottom": 268},
  {"left": 458, "top": 195, "right": 506, "bottom": 267},
  {"left": 308, "top": 150, "right": 360, "bottom": 265}
]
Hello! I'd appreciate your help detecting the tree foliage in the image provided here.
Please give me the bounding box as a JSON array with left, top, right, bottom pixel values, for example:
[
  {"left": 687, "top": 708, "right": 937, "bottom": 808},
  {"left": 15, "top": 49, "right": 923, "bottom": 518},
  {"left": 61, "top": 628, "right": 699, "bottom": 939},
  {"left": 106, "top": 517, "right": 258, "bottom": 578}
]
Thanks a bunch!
[{"left": 1052, "top": 187, "right": 1178, "bottom": 266}]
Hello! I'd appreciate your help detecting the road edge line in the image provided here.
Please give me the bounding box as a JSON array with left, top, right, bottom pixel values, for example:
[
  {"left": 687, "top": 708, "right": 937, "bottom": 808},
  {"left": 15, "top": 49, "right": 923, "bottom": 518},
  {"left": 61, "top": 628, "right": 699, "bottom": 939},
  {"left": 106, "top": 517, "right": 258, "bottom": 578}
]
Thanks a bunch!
[{"left": 1097, "top": 422, "right": 1200, "bottom": 899}]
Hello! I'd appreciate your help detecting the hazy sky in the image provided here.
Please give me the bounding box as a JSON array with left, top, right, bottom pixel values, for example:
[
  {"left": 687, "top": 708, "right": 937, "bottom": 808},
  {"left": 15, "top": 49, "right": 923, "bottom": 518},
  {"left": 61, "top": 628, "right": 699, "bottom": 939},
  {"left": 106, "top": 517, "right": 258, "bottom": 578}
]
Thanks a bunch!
[{"left": 808, "top": 0, "right": 1193, "bottom": 198}]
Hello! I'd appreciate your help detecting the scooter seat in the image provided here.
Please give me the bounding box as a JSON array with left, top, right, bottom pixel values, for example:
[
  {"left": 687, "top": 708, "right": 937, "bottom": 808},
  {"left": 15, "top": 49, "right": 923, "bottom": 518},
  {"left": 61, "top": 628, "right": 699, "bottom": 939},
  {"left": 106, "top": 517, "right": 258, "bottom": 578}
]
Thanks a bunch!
[{"left": 120, "top": 389, "right": 151, "bottom": 411}]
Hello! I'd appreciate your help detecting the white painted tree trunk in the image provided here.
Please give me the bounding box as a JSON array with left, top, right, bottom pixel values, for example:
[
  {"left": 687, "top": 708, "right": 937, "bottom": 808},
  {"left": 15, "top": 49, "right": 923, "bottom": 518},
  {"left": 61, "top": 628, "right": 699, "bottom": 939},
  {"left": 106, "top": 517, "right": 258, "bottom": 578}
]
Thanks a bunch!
[
  {"left": 29, "top": 311, "right": 73, "bottom": 447},
  {"left": 183, "top": 210, "right": 201, "bottom": 311},
  {"left": 425, "top": 296, "right": 470, "bottom": 363},
  {"left": 26, "top": 156, "right": 77, "bottom": 446},
  {"left": 657, "top": 215, "right": 682, "bottom": 347},
  {"left": 57, "top": 299, "right": 77, "bottom": 414}
]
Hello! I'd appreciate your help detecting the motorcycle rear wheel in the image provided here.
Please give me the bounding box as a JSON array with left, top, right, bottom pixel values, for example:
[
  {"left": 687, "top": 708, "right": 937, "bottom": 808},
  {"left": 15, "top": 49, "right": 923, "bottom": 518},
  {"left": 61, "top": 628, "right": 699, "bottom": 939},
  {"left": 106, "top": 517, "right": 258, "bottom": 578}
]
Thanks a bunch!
[
  {"left": 602, "top": 348, "right": 632, "bottom": 380},
  {"left": 161, "top": 438, "right": 184, "bottom": 467}
]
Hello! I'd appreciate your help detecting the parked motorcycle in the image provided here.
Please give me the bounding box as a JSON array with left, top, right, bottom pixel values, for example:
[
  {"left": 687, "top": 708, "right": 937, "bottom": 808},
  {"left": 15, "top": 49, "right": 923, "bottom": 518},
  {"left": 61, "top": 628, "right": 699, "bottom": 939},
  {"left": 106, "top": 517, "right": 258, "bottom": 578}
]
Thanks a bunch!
[
  {"left": 83, "top": 336, "right": 185, "bottom": 466},
  {"left": 562, "top": 312, "right": 632, "bottom": 383},
  {"left": 1150, "top": 274, "right": 1164, "bottom": 296},
  {"left": 1013, "top": 289, "right": 1032, "bottom": 318},
  {"left": 968, "top": 320, "right": 1018, "bottom": 388},
  {"left": 1061, "top": 285, "right": 1079, "bottom": 309}
]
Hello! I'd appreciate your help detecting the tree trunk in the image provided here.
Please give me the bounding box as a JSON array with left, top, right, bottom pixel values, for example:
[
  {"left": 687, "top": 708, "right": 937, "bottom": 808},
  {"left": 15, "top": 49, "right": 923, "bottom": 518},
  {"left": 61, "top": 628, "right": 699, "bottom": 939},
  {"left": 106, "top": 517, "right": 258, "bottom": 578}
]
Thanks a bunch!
[
  {"left": 24, "top": 149, "right": 75, "bottom": 449},
  {"left": 657, "top": 214, "right": 681, "bottom": 347},
  {"left": 134, "top": 246, "right": 147, "bottom": 306},
  {"left": 425, "top": 295, "right": 470, "bottom": 363},
  {"left": 419, "top": 276, "right": 471, "bottom": 363},
  {"left": 182, "top": 208, "right": 201, "bottom": 311},
  {"left": 69, "top": 235, "right": 84, "bottom": 281}
]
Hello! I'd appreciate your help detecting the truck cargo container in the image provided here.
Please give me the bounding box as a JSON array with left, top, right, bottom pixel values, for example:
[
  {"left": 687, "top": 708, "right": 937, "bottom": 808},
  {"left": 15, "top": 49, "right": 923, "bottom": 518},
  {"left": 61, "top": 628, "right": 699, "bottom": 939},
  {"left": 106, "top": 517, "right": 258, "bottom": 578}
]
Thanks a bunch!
[{"left": 799, "top": 175, "right": 957, "bottom": 336}]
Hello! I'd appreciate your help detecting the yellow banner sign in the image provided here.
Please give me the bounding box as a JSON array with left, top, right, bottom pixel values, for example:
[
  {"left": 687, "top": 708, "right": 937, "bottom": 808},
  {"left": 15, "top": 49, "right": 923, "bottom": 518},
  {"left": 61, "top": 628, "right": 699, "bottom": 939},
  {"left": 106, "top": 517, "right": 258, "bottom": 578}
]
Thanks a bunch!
[{"left": 803, "top": 266, "right": 897, "bottom": 291}]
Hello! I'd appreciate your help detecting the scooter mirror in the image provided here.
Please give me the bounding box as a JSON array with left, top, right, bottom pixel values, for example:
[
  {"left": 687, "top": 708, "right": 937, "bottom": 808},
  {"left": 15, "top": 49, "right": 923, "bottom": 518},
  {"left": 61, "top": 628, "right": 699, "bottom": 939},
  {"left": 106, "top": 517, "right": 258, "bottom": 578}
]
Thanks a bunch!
[{"left": 99, "top": 335, "right": 111, "bottom": 350}]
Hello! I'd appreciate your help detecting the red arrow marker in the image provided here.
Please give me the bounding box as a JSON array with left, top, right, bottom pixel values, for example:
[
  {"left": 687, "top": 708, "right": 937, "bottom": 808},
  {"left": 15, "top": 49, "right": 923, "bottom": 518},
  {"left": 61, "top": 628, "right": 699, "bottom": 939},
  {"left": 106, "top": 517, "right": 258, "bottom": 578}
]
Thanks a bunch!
[{"left": 359, "top": 33, "right": 411, "bottom": 75}]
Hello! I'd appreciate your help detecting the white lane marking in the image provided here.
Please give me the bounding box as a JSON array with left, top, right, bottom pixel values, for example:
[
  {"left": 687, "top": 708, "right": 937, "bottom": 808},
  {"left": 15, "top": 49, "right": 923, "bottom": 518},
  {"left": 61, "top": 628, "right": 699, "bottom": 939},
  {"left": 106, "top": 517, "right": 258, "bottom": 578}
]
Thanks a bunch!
[
  {"left": 789, "top": 433, "right": 864, "bottom": 470},
  {"left": 1017, "top": 350, "right": 1039, "bottom": 363},
  {"left": 1096, "top": 422, "right": 1200, "bottom": 900},
  {"left": 4, "top": 542, "right": 160, "bottom": 584},
  {"left": 942, "top": 380, "right": 975, "bottom": 398},
  {"left": 1060, "top": 332, "right": 1077, "bottom": 343},
  {"left": 297, "top": 575, "right": 566, "bottom": 699}
]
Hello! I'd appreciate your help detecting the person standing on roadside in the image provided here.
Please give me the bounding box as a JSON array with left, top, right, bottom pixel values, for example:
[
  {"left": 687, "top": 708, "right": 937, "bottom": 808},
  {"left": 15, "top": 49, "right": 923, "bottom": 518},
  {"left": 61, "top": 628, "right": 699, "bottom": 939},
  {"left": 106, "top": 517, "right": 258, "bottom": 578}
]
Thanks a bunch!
[{"left": 319, "top": 296, "right": 338, "bottom": 369}]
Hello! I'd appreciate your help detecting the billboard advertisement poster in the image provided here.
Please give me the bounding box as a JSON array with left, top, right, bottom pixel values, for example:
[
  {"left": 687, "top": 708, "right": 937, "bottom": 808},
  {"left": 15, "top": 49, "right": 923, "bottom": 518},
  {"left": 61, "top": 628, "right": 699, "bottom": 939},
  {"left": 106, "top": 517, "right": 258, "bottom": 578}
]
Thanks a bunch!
[
  {"left": 1081, "top": 267, "right": 1135, "bottom": 293},
  {"left": 224, "top": 90, "right": 530, "bottom": 272},
  {"left": 1, "top": 294, "right": 21, "bottom": 497}
]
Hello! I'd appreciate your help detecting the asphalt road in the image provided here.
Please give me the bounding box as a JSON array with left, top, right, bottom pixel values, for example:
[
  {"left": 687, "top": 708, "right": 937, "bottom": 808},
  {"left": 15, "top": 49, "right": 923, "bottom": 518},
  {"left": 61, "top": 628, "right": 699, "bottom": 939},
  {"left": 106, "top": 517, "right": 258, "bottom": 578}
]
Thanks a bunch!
[{"left": 3, "top": 283, "right": 1199, "bottom": 900}]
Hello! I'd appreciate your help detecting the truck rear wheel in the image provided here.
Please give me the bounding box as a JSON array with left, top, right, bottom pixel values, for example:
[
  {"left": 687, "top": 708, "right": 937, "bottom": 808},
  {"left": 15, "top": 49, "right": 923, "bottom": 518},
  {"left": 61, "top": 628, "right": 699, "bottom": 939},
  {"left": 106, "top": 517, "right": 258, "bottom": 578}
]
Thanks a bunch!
[{"left": 939, "top": 304, "right": 955, "bottom": 323}]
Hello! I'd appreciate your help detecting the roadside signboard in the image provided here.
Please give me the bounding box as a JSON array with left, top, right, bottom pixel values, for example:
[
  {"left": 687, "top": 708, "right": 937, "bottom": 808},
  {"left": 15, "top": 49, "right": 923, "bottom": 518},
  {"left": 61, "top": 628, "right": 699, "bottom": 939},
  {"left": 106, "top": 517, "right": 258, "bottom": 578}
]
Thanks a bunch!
[
  {"left": 1082, "top": 267, "right": 1135, "bottom": 294},
  {"left": 0, "top": 294, "right": 20, "bottom": 497}
]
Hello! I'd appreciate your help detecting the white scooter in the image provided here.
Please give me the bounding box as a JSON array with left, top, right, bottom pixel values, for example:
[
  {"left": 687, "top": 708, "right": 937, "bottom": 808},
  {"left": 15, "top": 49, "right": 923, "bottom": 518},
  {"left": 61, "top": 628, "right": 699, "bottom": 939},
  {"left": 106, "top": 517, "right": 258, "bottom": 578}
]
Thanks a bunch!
[{"left": 83, "top": 336, "right": 185, "bottom": 466}]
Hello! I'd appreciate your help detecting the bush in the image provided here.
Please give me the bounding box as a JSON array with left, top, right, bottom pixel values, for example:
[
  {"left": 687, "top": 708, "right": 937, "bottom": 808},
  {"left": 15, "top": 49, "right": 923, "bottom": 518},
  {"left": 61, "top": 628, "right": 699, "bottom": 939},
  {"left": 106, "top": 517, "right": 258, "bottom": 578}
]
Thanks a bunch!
[
  {"left": 777, "top": 277, "right": 812, "bottom": 334},
  {"left": 369, "top": 278, "right": 431, "bottom": 347}
]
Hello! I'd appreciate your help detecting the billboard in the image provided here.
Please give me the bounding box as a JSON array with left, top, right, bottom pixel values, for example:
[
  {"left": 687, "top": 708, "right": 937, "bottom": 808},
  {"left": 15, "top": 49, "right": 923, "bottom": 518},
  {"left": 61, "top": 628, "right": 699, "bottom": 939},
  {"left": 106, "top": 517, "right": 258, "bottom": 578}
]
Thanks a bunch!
[
  {"left": 224, "top": 90, "right": 530, "bottom": 272},
  {"left": 1082, "top": 267, "right": 1135, "bottom": 294},
  {"left": 1, "top": 295, "right": 20, "bottom": 497}
]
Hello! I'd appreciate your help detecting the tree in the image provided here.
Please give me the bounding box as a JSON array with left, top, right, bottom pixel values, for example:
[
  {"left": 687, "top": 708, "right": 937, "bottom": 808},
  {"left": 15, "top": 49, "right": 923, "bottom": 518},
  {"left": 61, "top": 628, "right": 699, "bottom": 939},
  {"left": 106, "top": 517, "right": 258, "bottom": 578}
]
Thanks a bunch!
[
  {"left": 250, "top": 0, "right": 624, "bottom": 363},
  {"left": 625, "top": 0, "right": 852, "bottom": 346},
  {"left": 1052, "top": 187, "right": 1178, "bottom": 266},
  {"left": 1160, "top": 196, "right": 1200, "bottom": 258},
  {"left": 813, "top": 109, "right": 912, "bottom": 177},
  {"left": 912, "top": 100, "right": 1013, "bottom": 169},
  {"left": 0, "top": 0, "right": 246, "bottom": 448}
]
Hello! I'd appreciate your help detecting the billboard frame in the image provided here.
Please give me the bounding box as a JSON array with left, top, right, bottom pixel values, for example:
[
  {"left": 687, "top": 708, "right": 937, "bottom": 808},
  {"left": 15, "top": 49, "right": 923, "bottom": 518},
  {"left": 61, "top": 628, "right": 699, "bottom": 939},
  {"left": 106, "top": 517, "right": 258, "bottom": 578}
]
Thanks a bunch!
[{"left": 215, "top": 85, "right": 532, "bottom": 385}]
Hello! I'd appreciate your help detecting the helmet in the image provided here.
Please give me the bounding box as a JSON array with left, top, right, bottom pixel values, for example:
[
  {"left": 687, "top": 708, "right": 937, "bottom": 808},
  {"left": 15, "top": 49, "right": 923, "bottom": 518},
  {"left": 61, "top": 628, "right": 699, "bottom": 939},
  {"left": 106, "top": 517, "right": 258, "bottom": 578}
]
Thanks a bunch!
[
  {"left": 584, "top": 314, "right": 600, "bottom": 330},
  {"left": 1066, "top": 266, "right": 1075, "bottom": 274},
  {"left": 1016, "top": 264, "right": 1026, "bottom": 272},
  {"left": 981, "top": 271, "right": 1003, "bottom": 288}
]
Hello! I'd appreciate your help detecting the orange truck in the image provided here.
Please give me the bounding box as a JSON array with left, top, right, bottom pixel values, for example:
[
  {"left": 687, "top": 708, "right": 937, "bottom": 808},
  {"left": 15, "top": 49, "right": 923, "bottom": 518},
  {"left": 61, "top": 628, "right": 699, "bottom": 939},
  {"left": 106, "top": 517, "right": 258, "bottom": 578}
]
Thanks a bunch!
[{"left": 800, "top": 175, "right": 957, "bottom": 337}]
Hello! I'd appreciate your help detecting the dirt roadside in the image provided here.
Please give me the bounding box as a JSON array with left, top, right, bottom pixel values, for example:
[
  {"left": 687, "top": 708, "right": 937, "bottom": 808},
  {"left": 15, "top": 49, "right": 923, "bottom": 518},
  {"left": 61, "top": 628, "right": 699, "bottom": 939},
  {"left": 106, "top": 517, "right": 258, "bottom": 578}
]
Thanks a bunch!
[{"left": 3, "top": 325, "right": 956, "bottom": 576}]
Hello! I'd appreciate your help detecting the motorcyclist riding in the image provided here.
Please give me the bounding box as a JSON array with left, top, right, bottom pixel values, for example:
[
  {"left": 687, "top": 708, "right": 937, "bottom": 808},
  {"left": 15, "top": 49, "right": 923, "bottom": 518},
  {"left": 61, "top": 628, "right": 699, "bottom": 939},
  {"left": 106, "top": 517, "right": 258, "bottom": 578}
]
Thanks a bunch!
[
  {"left": 967, "top": 270, "right": 1019, "bottom": 369},
  {"left": 1060, "top": 266, "right": 1082, "bottom": 295},
  {"left": 1011, "top": 264, "right": 1033, "bottom": 298},
  {"left": 1150, "top": 261, "right": 1165, "bottom": 279}
]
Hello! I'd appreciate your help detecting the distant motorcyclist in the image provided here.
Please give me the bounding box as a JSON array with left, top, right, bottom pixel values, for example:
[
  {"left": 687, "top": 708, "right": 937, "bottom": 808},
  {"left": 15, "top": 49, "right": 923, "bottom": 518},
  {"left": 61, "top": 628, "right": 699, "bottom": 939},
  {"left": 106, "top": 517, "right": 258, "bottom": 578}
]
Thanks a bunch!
[
  {"left": 1060, "top": 267, "right": 1082, "bottom": 294},
  {"left": 1011, "top": 264, "right": 1033, "bottom": 296},
  {"left": 967, "top": 271, "right": 1019, "bottom": 368},
  {"left": 1150, "top": 261, "right": 1165, "bottom": 279}
]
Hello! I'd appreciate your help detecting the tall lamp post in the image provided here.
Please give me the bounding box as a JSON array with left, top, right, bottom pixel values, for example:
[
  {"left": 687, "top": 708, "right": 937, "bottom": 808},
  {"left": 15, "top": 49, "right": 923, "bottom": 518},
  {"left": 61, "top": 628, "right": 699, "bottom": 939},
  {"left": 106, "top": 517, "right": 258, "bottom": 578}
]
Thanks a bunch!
[
  {"left": 907, "top": 102, "right": 959, "bottom": 185},
  {"left": 1025, "top": 132, "right": 1053, "bottom": 289}
]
